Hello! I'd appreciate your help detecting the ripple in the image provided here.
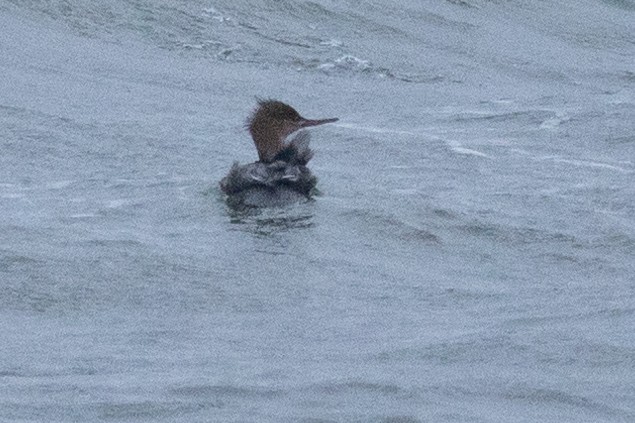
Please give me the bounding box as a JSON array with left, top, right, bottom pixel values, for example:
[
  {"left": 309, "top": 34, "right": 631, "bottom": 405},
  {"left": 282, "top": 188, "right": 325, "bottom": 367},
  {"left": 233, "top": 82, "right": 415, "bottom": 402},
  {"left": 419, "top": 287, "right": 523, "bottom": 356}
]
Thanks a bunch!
[
  {"left": 292, "top": 55, "right": 444, "bottom": 83},
  {"left": 343, "top": 209, "right": 441, "bottom": 245},
  {"left": 503, "top": 385, "right": 633, "bottom": 419},
  {"left": 170, "top": 384, "right": 282, "bottom": 400},
  {"left": 455, "top": 219, "right": 579, "bottom": 248},
  {"left": 95, "top": 401, "right": 212, "bottom": 420},
  {"left": 0, "top": 253, "right": 40, "bottom": 271},
  {"left": 309, "top": 380, "right": 409, "bottom": 397},
  {"left": 380, "top": 417, "right": 422, "bottom": 423},
  {"left": 450, "top": 146, "right": 492, "bottom": 158},
  {"left": 547, "top": 157, "right": 633, "bottom": 174}
]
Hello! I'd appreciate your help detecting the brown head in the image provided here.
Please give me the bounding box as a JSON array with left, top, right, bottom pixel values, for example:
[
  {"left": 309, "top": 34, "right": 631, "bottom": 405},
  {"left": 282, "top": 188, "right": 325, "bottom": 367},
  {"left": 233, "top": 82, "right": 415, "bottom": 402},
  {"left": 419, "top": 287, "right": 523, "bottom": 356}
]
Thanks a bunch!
[{"left": 247, "top": 99, "right": 338, "bottom": 163}]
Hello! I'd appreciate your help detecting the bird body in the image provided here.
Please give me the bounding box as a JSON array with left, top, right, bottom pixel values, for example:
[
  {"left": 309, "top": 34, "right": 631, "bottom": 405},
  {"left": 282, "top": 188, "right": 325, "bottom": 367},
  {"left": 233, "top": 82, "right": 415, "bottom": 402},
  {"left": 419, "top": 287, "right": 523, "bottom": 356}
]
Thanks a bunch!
[{"left": 220, "top": 100, "right": 337, "bottom": 208}]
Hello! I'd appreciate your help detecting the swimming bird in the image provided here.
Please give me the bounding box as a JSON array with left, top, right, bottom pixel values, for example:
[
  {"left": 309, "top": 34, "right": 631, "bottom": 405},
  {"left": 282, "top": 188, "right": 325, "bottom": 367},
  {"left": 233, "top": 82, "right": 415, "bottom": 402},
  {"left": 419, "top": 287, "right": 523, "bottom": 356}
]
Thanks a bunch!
[{"left": 220, "top": 99, "right": 338, "bottom": 208}]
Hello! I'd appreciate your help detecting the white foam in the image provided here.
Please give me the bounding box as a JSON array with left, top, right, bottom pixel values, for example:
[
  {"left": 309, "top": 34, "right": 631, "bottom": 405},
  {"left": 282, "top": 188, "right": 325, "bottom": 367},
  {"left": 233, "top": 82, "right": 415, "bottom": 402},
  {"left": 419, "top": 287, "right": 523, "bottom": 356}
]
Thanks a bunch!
[
  {"left": 451, "top": 147, "right": 491, "bottom": 158},
  {"left": 387, "top": 165, "right": 417, "bottom": 169},
  {"left": 70, "top": 213, "right": 98, "bottom": 219},
  {"left": 0, "top": 193, "right": 24, "bottom": 199},
  {"left": 539, "top": 112, "right": 570, "bottom": 129},
  {"left": 445, "top": 138, "right": 492, "bottom": 158},
  {"left": 45, "top": 180, "right": 74, "bottom": 189},
  {"left": 317, "top": 63, "right": 335, "bottom": 71},
  {"left": 550, "top": 158, "right": 632, "bottom": 173},
  {"left": 320, "top": 39, "right": 343, "bottom": 47},
  {"left": 335, "top": 123, "right": 418, "bottom": 136},
  {"left": 334, "top": 55, "right": 370, "bottom": 69},
  {"left": 202, "top": 7, "right": 232, "bottom": 23},
  {"left": 391, "top": 188, "right": 419, "bottom": 195},
  {"left": 106, "top": 199, "right": 130, "bottom": 209},
  {"left": 182, "top": 43, "right": 204, "bottom": 50}
]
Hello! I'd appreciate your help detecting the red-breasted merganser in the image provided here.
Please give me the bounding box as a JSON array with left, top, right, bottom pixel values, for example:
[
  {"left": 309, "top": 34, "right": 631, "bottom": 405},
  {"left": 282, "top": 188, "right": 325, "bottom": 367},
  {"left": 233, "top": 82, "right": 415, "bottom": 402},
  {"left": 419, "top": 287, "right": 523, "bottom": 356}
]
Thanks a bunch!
[{"left": 220, "top": 99, "right": 338, "bottom": 208}]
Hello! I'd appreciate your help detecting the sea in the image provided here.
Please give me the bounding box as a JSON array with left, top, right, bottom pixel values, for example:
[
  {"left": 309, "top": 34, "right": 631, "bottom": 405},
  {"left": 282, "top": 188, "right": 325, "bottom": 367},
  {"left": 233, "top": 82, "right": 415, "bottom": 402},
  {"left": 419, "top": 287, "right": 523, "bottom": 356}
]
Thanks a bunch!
[{"left": 1, "top": 1, "right": 634, "bottom": 422}]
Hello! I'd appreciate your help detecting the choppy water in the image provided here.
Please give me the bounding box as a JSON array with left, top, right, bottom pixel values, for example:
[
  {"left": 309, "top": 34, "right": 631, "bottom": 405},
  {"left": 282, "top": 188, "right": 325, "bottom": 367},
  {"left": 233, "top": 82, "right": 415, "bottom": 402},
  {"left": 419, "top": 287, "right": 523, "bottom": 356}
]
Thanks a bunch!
[{"left": 1, "top": 1, "right": 634, "bottom": 422}]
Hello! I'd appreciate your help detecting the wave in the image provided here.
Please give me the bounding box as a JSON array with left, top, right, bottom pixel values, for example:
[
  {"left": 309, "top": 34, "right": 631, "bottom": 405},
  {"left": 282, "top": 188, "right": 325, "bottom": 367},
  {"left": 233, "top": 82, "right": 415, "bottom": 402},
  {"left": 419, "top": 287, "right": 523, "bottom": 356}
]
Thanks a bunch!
[{"left": 8, "top": 0, "right": 630, "bottom": 87}]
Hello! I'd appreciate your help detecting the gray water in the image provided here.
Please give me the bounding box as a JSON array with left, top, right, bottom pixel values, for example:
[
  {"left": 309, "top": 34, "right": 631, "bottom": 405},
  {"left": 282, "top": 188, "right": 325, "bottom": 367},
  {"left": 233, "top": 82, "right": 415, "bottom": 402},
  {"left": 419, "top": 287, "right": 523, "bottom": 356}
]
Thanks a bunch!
[{"left": 1, "top": 1, "right": 634, "bottom": 422}]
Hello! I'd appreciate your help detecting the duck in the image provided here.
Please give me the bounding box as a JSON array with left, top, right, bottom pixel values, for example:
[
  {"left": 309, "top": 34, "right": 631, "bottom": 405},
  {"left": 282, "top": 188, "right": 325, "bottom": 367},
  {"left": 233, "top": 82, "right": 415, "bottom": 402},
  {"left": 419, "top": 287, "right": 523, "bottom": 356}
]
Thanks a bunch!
[{"left": 220, "top": 99, "right": 338, "bottom": 208}]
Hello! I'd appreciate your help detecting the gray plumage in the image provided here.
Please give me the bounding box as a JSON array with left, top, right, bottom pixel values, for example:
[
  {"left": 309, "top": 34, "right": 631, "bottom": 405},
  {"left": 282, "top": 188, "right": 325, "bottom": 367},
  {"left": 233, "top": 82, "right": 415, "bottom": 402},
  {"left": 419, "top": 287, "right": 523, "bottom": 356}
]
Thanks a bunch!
[{"left": 220, "top": 132, "right": 317, "bottom": 208}]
